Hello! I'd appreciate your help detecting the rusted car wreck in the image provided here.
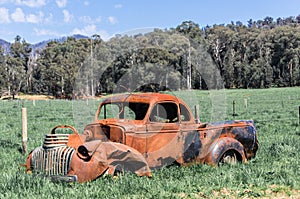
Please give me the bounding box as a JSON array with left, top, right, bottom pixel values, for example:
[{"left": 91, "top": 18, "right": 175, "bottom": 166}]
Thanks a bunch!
[{"left": 24, "top": 93, "right": 258, "bottom": 182}]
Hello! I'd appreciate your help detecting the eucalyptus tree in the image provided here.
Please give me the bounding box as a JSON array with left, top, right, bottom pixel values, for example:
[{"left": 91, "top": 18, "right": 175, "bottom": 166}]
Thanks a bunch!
[
  {"left": 77, "top": 34, "right": 111, "bottom": 96},
  {"left": 0, "top": 46, "right": 6, "bottom": 94},
  {"left": 271, "top": 26, "right": 300, "bottom": 87},
  {"left": 5, "top": 35, "right": 32, "bottom": 98},
  {"left": 36, "top": 37, "right": 90, "bottom": 97}
]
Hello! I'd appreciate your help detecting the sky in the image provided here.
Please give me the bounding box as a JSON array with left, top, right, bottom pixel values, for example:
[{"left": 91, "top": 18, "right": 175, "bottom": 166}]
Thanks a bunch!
[{"left": 0, "top": 0, "right": 300, "bottom": 44}]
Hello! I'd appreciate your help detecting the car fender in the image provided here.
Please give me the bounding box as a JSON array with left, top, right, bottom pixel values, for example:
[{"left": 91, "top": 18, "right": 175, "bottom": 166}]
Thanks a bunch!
[
  {"left": 204, "top": 137, "right": 246, "bottom": 166},
  {"left": 70, "top": 140, "right": 152, "bottom": 182}
]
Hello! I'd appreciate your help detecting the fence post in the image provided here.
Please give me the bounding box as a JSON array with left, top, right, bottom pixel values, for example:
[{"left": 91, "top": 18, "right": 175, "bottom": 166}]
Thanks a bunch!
[
  {"left": 244, "top": 98, "right": 248, "bottom": 109},
  {"left": 232, "top": 100, "right": 236, "bottom": 117},
  {"left": 194, "top": 105, "right": 200, "bottom": 123},
  {"left": 22, "top": 107, "right": 28, "bottom": 154}
]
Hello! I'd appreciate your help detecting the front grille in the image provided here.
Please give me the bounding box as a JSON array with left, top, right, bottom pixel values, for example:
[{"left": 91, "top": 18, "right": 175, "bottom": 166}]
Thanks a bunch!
[
  {"left": 43, "top": 134, "right": 69, "bottom": 149},
  {"left": 31, "top": 146, "right": 75, "bottom": 176}
]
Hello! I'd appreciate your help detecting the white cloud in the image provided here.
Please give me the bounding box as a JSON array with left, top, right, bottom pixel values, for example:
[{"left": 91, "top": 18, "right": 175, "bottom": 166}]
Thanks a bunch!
[
  {"left": 62, "top": 9, "right": 72, "bottom": 22},
  {"left": 15, "top": 0, "right": 46, "bottom": 8},
  {"left": 26, "top": 11, "right": 43, "bottom": 23},
  {"left": 56, "top": 0, "right": 67, "bottom": 8},
  {"left": 72, "top": 24, "right": 96, "bottom": 36},
  {"left": 80, "top": 16, "right": 91, "bottom": 23},
  {"left": 80, "top": 15, "right": 101, "bottom": 24},
  {"left": 114, "top": 4, "right": 122, "bottom": 8},
  {"left": 11, "top": 7, "right": 44, "bottom": 23},
  {"left": 108, "top": 16, "right": 117, "bottom": 24},
  {"left": 0, "top": 7, "right": 10, "bottom": 23},
  {"left": 34, "top": 28, "right": 60, "bottom": 36},
  {"left": 11, "top": 7, "right": 25, "bottom": 22},
  {"left": 71, "top": 25, "right": 110, "bottom": 40}
]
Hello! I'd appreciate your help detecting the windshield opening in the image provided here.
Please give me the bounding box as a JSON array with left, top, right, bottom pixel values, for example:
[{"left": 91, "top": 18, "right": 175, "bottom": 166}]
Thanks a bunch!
[{"left": 99, "top": 102, "right": 149, "bottom": 120}]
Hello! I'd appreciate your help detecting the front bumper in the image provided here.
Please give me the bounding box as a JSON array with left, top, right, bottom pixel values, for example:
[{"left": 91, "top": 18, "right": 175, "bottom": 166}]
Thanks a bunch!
[{"left": 50, "top": 175, "right": 78, "bottom": 183}]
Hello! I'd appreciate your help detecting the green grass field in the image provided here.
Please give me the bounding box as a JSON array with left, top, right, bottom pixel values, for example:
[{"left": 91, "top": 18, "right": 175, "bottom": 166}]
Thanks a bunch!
[{"left": 0, "top": 87, "right": 299, "bottom": 198}]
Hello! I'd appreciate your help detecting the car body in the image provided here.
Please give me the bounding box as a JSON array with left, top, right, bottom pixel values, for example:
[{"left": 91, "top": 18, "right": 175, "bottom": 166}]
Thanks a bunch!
[{"left": 24, "top": 93, "right": 258, "bottom": 182}]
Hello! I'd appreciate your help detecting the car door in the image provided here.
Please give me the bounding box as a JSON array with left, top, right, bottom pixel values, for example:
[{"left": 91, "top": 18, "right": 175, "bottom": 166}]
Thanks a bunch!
[
  {"left": 177, "top": 103, "right": 203, "bottom": 163},
  {"left": 145, "top": 102, "right": 181, "bottom": 169}
]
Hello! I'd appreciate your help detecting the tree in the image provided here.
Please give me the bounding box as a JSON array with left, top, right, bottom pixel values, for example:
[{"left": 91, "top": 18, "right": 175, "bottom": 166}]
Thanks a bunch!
[
  {"left": 0, "top": 46, "right": 6, "bottom": 95},
  {"left": 205, "top": 25, "right": 234, "bottom": 78},
  {"left": 12, "top": 16, "right": 300, "bottom": 96},
  {"left": 5, "top": 35, "right": 32, "bottom": 98},
  {"left": 175, "top": 21, "right": 203, "bottom": 42},
  {"left": 36, "top": 37, "right": 91, "bottom": 97},
  {"left": 76, "top": 34, "right": 110, "bottom": 96}
]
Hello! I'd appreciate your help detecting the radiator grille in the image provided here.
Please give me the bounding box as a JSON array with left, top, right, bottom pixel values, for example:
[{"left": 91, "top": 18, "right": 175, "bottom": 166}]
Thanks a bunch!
[
  {"left": 31, "top": 146, "right": 75, "bottom": 176},
  {"left": 43, "top": 134, "right": 69, "bottom": 148}
]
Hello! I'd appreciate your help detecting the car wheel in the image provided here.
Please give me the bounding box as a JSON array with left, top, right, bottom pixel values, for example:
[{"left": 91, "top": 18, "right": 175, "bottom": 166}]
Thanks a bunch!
[{"left": 219, "top": 150, "right": 238, "bottom": 165}]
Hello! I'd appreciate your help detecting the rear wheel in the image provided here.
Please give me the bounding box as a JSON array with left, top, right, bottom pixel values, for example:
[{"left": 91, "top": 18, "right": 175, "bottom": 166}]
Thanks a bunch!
[{"left": 219, "top": 150, "right": 239, "bottom": 165}]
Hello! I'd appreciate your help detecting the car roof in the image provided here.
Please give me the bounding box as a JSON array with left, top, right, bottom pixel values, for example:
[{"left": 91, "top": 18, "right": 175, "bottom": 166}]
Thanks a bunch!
[{"left": 101, "top": 93, "right": 182, "bottom": 104}]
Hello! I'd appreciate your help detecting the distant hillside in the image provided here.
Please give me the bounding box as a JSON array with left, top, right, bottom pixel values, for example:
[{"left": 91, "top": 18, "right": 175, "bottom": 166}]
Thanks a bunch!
[
  {"left": 31, "top": 34, "right": 89, "bottom": 54},
  {"left": 0, "top": 34, "right": 89, "bottom": 54},
  {"left": 0, "top": 39, "right": 10, "bottom": 54},
  {"left": 55, "top": 34, "right": 89, "bottom": 42}
]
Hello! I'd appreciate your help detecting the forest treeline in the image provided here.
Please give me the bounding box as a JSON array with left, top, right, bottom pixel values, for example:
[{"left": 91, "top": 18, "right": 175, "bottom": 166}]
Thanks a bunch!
[{"left": 1, "top": 16, "right": 300, "bottom": 98}]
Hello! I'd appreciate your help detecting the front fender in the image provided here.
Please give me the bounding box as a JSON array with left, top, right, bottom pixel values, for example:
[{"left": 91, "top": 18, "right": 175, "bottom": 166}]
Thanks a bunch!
[
  {"left": 68, "top": 148, "right": 107, "bottom": 183},
  {"left": 69, "top": 140, "right": 152, "bottom": 182},
  {"left": 204, "top": 137, "right": 246, "bottom": 166}
]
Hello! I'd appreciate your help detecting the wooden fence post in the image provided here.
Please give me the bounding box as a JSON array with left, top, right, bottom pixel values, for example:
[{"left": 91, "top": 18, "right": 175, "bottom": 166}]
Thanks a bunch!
[
  {"left": 194, "top": 105, "right": 200, "bottom": 123},
  {"left": 22, "top": 107, "right": 28, "bottom": 154},
  {"left": 244, "top": 98, "right": 248, "bottom": 109},
  {"left": 232, "top": 100, "right": 236, "bottom": 117}
]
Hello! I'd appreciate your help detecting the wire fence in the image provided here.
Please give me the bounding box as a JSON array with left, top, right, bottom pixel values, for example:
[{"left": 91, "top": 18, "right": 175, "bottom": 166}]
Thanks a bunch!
[
  {"left": 0, "top": 92, "right": 299, "bottom": 151},
  {"left": 0, "top": 97, "right": 299, "bottom": 124},
  {"left": 229, "top": 98, "right": 300, "bottom": 123}
]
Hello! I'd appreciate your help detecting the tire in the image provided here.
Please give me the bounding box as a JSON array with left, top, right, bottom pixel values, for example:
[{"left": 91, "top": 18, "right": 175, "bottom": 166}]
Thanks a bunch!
[
  {"left": 219, "top": 150, "right": 239, "bottom": 165},
  {"left": 205, "top": 138, "right": 246, "bottom": 166}
]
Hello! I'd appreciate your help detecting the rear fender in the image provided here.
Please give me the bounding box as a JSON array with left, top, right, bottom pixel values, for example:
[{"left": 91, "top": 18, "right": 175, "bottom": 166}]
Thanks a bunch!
[{"left": 205, "top": 137, "right": 246, "bottom": 166}]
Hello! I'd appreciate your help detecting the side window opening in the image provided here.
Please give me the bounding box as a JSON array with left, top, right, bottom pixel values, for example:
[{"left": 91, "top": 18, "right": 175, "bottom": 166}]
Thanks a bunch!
[
  {"left": 179, "top": 103, "right": 191, "bottom": 121},
  {"left": 99, "top": 103, "right": 119, "bottom": 119},
  {"left": 99, "top": 102, "right": 149, "bottom": 120},
  {"left": 150, "top": 102, "right": 178, "bottom": 123},
  {"left": 129, "top": 102, "right": 149, "bottom": 120},
  {"left": 122, "top": 106, "right": 135, "bottom": 119}
]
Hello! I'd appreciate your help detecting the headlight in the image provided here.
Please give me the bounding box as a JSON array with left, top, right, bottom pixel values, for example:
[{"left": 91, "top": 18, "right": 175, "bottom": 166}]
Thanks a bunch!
[{"left": 77, "top": 145, "right": 91, "bottom": 161}]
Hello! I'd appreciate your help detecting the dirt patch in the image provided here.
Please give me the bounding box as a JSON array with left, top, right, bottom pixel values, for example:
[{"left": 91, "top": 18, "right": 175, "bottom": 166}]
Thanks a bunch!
[{"left": 1, "top": 95, "right": 54, "bottom": 100}]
